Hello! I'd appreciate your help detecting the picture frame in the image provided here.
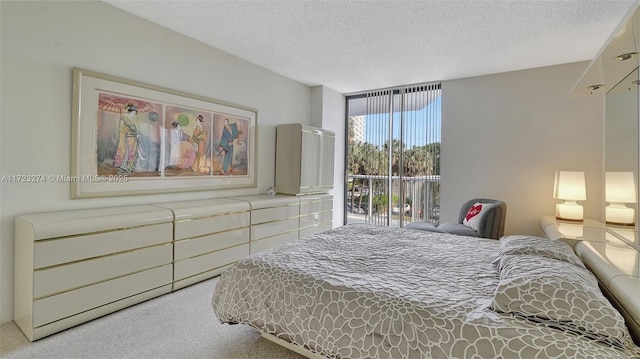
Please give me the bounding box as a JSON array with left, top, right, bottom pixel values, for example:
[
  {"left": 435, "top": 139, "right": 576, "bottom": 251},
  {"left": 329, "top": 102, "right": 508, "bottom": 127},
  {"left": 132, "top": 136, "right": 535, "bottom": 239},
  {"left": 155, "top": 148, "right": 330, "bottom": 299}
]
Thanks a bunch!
[{"left": 71, "top": 67, "right": 258, "bottom": 198}]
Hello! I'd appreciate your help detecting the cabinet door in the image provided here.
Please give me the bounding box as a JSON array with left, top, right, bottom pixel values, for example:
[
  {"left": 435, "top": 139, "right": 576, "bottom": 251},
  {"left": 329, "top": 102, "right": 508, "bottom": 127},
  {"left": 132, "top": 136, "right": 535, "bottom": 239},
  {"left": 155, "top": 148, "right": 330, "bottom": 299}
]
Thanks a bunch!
[
  {"left": 300, "top": 129, "right": 334, "bottom": 193},
  {"left": 300, "top": 130, "right": 322, "bottom": 190},
  {"left": 320, "top": 133, "right": 335, "bottom": 189}
]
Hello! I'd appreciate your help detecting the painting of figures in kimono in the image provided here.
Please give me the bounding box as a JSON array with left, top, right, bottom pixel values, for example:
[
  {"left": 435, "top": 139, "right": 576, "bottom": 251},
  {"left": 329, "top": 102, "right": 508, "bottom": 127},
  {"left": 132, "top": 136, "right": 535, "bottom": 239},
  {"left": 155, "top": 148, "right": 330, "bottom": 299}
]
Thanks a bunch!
[
  {"left": 73, "top": 68, "right": 257, "bottom": 198},
  {"left": 212, "top": 114, "right": 249, "bottom": 176},
  {"left": 96, "top": 93, "right": 164, "bottom": 177},
  {"left": 164, "top": 106, "right": 212, "bottom": 176}
]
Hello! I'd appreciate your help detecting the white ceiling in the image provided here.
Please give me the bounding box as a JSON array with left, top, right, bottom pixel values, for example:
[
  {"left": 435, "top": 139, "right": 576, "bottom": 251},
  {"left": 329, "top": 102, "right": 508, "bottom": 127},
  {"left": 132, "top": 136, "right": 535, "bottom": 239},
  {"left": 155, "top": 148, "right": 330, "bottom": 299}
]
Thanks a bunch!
[{"left": 104, "top": 0, "right": 637, "bottom": 94}]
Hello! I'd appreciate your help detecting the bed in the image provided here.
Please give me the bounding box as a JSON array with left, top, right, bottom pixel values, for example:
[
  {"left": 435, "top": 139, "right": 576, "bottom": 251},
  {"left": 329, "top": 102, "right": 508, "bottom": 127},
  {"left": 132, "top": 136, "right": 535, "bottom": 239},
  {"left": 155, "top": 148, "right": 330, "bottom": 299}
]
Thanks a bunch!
[{"left": 212, "top": 224, "right": 640, "bottom": 358}]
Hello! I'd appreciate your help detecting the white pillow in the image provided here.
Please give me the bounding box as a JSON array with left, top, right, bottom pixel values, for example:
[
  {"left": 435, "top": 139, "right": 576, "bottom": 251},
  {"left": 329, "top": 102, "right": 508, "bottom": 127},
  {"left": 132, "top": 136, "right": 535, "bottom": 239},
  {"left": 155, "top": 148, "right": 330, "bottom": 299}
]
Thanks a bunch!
[{"left": 462, "top": 202, "right": 495, "bottom": 231}]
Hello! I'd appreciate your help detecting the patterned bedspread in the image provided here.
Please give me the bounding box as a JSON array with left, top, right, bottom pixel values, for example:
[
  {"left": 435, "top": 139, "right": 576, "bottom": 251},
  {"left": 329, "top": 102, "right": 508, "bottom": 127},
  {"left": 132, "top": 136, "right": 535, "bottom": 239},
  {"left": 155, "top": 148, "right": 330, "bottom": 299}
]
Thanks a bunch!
[{"left": 212, "top": 224, "right": 640, "bottom": 358}]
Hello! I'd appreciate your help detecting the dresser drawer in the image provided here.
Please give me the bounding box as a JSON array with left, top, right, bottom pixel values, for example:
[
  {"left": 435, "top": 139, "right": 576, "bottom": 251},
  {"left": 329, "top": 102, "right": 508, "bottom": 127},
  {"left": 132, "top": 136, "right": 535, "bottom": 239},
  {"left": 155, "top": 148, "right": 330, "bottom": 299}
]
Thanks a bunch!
[
  {"left": 174, "top": 243, "right": 249, "bottom": 281},
  {"left": 34, "top": 244, "right": 172, "bottom": 298},
  {"left": 174, "top": 212, "right": 249, "bottom": 240},
  {"left": 175, "top": 227, "right": 249, "bottom": 261},
  {"left": 300, "top": 199, "right": 333, "bottom": 214},
  {"left": 251, "top": 204, "right": 299, "bottom": 224},
  {"left": 251, "top": 217, "right": 299, "bottom": 241},
  {"left": 300, "top": 223, "right": 333, "bottom": 239},
  {"left": 32, "top": 285, "right": 171, "bottom": 341},
  {"left": 33, "top": 223, "right": 172, "bottom": 269},
  {"left": 250, "top": 231, "right": 299, "bottom": 254},
  {"left": 300, "top": 210, "right": 333, "bottom": 228},
  {"left": 33, "top": 264, "right": 172, "bottom": 327}
]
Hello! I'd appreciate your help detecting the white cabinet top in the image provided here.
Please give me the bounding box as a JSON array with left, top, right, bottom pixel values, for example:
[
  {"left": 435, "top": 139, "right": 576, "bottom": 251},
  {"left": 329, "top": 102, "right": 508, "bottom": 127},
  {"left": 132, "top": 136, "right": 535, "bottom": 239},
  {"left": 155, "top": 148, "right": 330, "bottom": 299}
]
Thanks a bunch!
[
  {"left": 16, "top": 205, "right": 174, "bottom": 240},
  {"left": 277, "top": 123, "right": 335, "bottom": 137},
  {"left": 154, "top": 198, "right": 250, "bottom": 220},
  {"left": 232, "top": 194, "right": 300, "bottom": 209}
]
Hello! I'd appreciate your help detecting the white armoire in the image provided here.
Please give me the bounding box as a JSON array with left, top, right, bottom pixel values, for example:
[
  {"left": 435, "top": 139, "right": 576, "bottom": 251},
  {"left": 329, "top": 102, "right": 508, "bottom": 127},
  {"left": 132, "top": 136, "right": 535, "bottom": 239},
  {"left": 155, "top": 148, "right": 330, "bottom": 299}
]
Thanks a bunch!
[{"left": 275, "top": 124, "right": 335, "bottom": 195}]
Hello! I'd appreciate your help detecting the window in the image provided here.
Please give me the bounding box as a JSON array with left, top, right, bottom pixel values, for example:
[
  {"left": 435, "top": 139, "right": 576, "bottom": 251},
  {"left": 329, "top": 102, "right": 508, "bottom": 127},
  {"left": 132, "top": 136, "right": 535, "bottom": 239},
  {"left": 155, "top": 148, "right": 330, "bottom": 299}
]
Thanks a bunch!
[{"left": 345, "top": 83, "right": 441, "bottom": 227}]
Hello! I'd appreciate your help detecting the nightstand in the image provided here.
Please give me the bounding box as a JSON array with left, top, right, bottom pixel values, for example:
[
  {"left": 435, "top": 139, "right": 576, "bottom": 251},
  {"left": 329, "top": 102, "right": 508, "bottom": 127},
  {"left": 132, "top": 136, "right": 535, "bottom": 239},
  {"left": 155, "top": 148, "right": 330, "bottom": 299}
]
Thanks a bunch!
[{"left": 539, "top": 216, "right": 608, "bottom": 248}]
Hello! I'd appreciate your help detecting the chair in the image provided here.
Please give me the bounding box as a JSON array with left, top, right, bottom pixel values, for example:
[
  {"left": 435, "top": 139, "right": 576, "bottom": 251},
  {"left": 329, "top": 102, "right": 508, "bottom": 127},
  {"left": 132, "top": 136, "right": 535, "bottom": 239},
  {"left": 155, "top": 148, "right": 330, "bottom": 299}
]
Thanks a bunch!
[{"left": 405, "top": 198, "right": 507, "bottom": 239}]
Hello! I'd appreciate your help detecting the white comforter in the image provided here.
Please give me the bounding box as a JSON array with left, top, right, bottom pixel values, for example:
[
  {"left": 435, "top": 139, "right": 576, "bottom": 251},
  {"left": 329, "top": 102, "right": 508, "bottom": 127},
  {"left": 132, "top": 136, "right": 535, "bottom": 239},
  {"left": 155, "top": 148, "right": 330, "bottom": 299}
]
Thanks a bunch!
[{"left": 212, "top": 224, "right": 640, "bottom": 358}]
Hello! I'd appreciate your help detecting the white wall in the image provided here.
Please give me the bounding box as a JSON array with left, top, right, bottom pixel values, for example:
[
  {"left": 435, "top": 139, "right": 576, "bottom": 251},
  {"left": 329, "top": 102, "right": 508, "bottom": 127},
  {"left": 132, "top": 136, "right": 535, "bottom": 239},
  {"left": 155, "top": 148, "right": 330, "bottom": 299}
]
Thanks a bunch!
[
  {"left": 441, "top": 62, "right": 604, "bottom": 236},
  {"left": 0, "top": 1, "right": 313, "bottom": 323},
  {"left": 311, "top": 86, "right": 346, "bottom": 227}
]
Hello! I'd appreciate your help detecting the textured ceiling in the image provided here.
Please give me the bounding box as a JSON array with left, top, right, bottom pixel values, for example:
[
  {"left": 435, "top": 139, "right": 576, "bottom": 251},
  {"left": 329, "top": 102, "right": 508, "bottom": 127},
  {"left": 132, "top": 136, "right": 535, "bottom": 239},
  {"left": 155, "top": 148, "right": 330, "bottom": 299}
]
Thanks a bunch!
[{"left": 103, "top": 0, "right": 637, "bottom": 94}]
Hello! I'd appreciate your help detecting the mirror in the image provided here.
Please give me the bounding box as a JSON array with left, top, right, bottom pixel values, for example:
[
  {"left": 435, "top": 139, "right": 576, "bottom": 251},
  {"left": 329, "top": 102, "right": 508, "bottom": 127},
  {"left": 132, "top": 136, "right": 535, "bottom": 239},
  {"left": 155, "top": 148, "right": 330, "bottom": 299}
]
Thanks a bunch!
[{"left": 605, "top": 67, "right": 639, "bottom": 236}]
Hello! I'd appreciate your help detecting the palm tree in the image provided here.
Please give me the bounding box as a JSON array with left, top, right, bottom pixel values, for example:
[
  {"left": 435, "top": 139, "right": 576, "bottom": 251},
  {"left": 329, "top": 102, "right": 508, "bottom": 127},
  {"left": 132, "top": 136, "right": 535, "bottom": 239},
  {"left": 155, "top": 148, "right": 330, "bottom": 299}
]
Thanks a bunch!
[
  {"left": 423, "top": 142, "right": 440, "bottom": 175},
  {"left": 347, "top": 118, "right": 440, "bottom": 220},
  {"left": 348, "top": 141, "right": 383, "bottom": 211},
  {"left": 403, "top": 142, "right": 440, "bottom": 176},
  {"left": 383, "top": 139, "right": 405, "bottom": 176},
  {"left": 347, "top": 117, "right": 356, "bottom": 144}
]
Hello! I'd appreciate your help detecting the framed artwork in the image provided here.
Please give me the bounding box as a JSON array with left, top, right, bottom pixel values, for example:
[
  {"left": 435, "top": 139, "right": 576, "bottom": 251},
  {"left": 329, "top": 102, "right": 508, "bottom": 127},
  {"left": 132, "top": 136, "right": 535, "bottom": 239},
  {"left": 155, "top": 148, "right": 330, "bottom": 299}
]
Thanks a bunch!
[{"left": 71, "top": 67, "right": 257, "bottom": 198}]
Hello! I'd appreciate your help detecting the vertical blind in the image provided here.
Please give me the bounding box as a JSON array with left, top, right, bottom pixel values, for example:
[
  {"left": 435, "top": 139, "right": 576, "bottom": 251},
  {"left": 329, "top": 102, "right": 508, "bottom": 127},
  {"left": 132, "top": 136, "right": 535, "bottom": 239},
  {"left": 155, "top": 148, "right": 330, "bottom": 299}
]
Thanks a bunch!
[{"left": 346, "top": 82, "right": 441, "bottom": 227}]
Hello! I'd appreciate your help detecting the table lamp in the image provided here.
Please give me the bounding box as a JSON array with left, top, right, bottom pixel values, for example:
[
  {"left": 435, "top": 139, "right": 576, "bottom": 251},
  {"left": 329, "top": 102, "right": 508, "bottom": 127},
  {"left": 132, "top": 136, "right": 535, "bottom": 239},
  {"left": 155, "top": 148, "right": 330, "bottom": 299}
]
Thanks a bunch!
[
  {"left": 554, "top": 171, "right": 586, "bottom": 222},
  {"left": 605, "top": 171, "right": 637, "bottom": 226}
]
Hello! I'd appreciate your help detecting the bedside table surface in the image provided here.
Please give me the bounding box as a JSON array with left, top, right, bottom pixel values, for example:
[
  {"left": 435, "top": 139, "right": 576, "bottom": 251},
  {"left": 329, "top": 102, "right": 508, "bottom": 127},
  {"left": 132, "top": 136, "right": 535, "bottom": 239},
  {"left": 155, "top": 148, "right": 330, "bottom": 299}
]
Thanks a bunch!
[
  {"left": 539, "top": 216, "right": 607, "bottom": 242},
  {"left": 539, "top": 216, "right": 639, "bottom": 277}
]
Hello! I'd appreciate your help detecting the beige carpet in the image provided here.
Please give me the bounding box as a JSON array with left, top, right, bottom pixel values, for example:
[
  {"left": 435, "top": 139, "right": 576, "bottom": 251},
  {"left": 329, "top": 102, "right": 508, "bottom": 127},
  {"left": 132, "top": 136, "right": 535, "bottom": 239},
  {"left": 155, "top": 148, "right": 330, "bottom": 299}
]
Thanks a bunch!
[{"left": 0, "top": 277, "right": 304, "bottom": 359}]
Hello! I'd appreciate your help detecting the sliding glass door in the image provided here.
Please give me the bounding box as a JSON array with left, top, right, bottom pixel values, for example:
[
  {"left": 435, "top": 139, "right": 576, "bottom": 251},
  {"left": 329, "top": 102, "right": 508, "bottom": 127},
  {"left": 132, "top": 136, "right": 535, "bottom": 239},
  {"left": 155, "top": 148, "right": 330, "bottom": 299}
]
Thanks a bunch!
[{"left": 345, "top": 83, "right": 441, "bottom": 227}]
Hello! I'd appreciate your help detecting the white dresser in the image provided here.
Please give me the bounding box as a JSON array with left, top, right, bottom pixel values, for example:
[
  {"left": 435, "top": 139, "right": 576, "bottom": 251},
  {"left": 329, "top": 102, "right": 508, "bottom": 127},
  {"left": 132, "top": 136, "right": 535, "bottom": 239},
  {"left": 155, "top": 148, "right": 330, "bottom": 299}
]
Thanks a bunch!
[
  {"left": 299, "top": 193, "right": 334, "bottom": 238},
  {"left": 14, "top": 194, "right": 334, "bottom": 341},
  {"left": 14, "top": 205, "right": 174, "bottom": 341},
  {"left": 154, "top": 199, "right": 251, "bottom": 290},
  {"left": 234, "top": 195, "right": 302, "bottom": 254}
]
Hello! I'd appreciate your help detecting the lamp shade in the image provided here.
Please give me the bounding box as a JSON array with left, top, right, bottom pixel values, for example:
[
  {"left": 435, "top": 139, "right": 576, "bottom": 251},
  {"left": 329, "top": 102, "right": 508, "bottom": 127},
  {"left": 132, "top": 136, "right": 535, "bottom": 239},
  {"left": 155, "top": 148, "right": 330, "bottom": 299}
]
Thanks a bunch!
[
  {"left": 606, "top": 172, "right": 637, "bottom": 203},
  {"left": 553, "top": 171, "right": 586, "bottom": 200},
  {"left": 605, "top": 171, "right": 637, "bottom": 226}
]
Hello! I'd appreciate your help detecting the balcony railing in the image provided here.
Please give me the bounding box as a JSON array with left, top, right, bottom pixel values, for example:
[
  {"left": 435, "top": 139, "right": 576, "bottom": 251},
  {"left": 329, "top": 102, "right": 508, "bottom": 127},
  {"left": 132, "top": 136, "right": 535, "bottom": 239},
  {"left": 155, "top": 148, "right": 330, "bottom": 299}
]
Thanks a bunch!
[{"left": 346, "top": 174, "right": 440, "bottom": 227}]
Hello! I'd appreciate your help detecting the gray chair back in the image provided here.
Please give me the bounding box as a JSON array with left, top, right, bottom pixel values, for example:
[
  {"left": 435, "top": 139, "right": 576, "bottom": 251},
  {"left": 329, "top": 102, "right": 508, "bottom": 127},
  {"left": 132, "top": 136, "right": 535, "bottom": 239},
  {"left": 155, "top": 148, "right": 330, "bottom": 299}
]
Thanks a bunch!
[{"left": 456, "top": 198, "right": 507, "bottom": 239}]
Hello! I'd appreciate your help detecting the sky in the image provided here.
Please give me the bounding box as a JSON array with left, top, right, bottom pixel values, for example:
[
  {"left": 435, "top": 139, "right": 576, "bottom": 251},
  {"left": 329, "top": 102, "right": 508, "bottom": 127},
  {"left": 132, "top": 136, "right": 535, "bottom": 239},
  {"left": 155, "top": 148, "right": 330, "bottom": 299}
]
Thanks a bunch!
[{"left": 364, "top": 95, "right": 441, "bottom": 148}]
